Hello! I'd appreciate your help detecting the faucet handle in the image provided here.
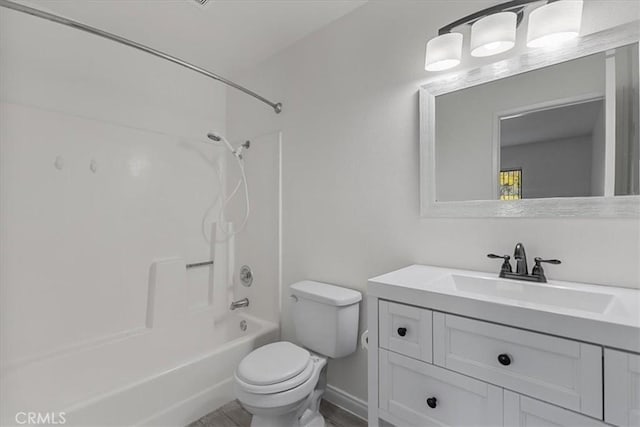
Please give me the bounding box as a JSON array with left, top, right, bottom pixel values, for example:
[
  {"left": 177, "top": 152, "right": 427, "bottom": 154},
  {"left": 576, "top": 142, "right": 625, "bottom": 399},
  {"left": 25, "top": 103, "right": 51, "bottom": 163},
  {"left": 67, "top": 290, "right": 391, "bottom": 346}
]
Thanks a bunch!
[
  {"left": 487, "top": 254, "right": 513, "bottom": 273},
  {"left": 531, "top": 258, "right": 561, "bottom": 283},
  {"left": 534, "top": 257, "right": 561, "bottom": 265}
]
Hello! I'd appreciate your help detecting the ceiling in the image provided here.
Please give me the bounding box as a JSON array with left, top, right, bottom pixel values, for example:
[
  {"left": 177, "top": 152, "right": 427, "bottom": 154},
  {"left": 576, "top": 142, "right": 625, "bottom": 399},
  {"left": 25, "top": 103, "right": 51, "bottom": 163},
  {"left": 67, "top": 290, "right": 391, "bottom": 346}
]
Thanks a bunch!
[
  {"left": 16, "top": 0, "right": 367, "bottom": 76},
  {"left": 500, "top": 99, "right": 604, "bottom": 147}
]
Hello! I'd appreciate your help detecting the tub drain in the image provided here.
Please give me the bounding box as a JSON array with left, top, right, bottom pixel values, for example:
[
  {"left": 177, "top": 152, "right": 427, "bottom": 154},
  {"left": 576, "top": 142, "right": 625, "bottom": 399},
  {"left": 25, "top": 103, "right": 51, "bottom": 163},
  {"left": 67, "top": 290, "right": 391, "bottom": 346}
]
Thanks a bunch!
[{"left": 240, "top": 320, "right": 247, "bottom": 331}]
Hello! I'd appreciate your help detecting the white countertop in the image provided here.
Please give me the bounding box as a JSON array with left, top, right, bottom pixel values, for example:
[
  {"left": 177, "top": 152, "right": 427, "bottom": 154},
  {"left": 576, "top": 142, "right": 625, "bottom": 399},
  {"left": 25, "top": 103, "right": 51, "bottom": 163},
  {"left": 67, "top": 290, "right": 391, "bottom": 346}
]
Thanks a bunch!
[{"left": 368, "top": 265, "right": 640, "bottom": 353}]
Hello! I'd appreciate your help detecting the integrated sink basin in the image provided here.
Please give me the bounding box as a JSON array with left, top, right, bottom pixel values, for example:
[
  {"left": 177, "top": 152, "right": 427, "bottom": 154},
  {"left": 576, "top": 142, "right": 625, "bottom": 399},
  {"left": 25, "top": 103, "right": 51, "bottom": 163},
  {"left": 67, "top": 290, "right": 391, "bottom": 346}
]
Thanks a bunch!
[
  {"left": 443, "top": 274, "right": 615, "bottom": 314},
  {"left": 368, "top": 264, "right": 640, "bottom": 353}
]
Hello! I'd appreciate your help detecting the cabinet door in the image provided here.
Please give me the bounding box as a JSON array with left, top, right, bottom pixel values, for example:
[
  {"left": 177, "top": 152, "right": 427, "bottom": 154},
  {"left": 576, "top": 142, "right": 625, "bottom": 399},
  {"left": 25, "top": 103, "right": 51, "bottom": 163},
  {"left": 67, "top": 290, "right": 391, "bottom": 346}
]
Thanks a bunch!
[
  {"left": 433, "top": 312, "right": 602, "bottom": 418},
  {"left": 504, "top": 391, "right": 607, "bottom": 427},
  {"left": 605, "top": 348, "right": 640, "bottom": 427},
  {"left": 379, "top": 300, "right": 432, "bottom": 362},
  {"left": 379, "top": 349, "right": 503, "bottom": 426}
]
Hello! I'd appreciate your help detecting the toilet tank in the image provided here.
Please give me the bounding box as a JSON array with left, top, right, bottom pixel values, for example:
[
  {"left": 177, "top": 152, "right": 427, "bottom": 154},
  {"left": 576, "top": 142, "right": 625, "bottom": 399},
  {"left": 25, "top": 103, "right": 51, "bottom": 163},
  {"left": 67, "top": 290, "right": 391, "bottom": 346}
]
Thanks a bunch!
[{"left": 289, "top": 281, "right": 362, "bottom": 358}]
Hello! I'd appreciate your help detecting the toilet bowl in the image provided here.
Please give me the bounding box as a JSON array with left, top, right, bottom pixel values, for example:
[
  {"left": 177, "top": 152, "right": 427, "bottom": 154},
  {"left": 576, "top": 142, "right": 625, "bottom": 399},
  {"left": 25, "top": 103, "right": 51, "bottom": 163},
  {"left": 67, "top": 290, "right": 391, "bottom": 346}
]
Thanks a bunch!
[
  {"left": 234, "top": 281, "right": 362, "bottom": 427},
  {"left": 234, "top": 342, "right": 327, "bottom": 427}
]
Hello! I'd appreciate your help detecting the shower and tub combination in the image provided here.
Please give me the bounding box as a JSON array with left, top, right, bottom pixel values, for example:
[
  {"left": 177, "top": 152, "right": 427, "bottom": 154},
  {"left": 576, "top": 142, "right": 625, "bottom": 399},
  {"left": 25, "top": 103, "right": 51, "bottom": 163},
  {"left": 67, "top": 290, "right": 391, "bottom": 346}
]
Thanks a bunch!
[
  {"left": 2, "top": 311, "right": 278, "bottom": 425},
  {"left": 0, "top": 120, "right": 281, "bottom": 425},
  {"left": 0, "top": 0, "right": 283, "bottom": 425}
]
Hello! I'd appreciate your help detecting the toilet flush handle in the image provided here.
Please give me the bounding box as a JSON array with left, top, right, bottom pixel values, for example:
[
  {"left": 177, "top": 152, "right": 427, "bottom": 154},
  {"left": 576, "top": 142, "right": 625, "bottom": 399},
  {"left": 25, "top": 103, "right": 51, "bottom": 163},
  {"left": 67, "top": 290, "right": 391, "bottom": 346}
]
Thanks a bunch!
[{"left": 290, "top": 295, "right": 299, "bottom": 302}]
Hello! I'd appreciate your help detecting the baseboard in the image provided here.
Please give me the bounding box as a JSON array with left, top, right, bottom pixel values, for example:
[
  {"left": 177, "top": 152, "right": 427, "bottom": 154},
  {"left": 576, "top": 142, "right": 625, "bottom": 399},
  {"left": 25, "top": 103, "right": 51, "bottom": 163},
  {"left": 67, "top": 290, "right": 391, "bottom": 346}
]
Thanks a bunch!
[{"left": 323, "top": 385, "right": 368, "bottom": 421}]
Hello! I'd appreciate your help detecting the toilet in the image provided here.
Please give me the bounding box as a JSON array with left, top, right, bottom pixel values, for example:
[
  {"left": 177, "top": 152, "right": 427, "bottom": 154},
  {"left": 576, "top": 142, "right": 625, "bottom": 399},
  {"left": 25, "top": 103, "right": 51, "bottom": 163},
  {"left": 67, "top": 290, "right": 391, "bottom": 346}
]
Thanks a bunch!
[{"left": 234, "top": 280, "right": 362, "bottom": 427}]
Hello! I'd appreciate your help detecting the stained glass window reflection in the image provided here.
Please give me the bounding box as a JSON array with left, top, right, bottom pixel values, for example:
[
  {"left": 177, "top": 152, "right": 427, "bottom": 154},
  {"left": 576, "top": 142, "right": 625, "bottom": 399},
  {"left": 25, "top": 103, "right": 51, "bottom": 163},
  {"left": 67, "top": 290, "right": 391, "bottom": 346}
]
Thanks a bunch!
[{"left": 500, "top": 169, "right": 522, "bottom": 200}]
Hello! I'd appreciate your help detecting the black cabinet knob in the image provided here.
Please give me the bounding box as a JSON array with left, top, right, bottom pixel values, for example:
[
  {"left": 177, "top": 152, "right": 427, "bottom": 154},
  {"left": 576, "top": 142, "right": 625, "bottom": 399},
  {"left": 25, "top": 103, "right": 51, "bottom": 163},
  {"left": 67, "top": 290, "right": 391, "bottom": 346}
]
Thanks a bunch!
[
  {"left": 498, "top": 353, "right": 512, "bottom": 366},
  {"left": 426, "top": 397, "right": 437, "bottom": 409},
  {"left": 397, "top": 327, "right": 407, "bottom": 337}
]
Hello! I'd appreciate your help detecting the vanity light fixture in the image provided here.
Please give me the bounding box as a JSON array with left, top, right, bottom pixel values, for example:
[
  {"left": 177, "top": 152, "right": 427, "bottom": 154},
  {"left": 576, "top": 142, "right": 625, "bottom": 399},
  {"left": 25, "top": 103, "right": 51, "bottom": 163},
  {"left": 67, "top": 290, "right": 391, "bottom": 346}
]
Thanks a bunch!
[
  {"left": 470, "top": 12, "right": 517, "bottom": 57},
  {"left": 424, "top": 0, "right": 584, "bottom": 71},
  {"left": 527, "top": 0, "right": 583, "bottom": 48},
  {"left": 425, "top": 32, "right": 463, "bottom": 71}
]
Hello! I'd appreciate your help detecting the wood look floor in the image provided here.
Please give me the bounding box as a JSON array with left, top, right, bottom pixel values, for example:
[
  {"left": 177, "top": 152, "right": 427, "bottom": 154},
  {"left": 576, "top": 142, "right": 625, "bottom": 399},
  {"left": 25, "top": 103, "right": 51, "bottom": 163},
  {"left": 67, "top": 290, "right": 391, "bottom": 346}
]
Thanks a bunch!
[{"left": 187, "top": 399, "right": 367, "bottom": 427}]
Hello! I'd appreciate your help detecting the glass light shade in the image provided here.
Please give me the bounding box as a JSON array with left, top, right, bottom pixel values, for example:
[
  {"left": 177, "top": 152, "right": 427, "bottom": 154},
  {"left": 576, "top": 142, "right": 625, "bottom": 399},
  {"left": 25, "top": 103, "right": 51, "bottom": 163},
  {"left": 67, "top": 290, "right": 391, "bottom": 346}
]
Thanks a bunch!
[
  {"left": 470, "top": 12, "right": 517, "bottom": 57},
  {"left": 527, "top": 0, "right": 583, "bottom": 48},
  {"left": 425, "top": 33, "right": 463, "bottom": 71}
]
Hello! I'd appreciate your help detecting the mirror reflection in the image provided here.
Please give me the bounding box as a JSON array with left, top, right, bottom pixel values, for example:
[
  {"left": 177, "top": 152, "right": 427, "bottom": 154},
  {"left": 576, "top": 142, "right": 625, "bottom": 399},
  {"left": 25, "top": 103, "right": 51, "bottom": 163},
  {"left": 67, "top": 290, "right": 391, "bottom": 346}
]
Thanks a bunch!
[{"left": 435, "top": 43, "right": 639, "bottom": 202}]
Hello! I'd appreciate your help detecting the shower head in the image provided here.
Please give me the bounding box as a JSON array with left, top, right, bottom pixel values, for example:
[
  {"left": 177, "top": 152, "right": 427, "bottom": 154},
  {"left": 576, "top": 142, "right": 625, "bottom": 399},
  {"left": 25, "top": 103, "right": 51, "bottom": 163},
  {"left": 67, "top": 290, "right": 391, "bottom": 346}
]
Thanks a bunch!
[
  {"left": 207, "top": 132, "right": 222, "bottom": 142},
  {"left": 205, "top": 131, "right": 246, "bottom": 158}
]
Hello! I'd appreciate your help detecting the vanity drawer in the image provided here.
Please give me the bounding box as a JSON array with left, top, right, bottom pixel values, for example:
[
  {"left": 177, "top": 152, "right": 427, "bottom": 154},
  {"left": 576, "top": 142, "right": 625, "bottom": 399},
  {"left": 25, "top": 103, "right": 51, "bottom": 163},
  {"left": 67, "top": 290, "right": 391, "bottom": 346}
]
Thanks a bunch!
[
  {"left": 604, "top": 348, "right": 640, "bottom": 427},
  {"left": 379, "top": 300, "right": 432, "bottom": 362},
  {"left": 504, "top": 391, "right": 607, "bottom": 427},
  {"left": 379, "top": 349, "right": 503, "bottom": 426},
  {"left": 433, "top": 312, "right": 602, "bottom": 419}
]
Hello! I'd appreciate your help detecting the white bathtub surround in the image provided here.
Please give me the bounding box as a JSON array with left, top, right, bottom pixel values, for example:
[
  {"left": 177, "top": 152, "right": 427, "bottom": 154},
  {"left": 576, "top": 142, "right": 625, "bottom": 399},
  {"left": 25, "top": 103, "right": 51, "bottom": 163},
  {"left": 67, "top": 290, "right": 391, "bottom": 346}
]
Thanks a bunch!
[
  {"left": 367, "top": 265, "right": 640, "bottom": 426},
  {"left": 210, "top": 222, "right": 246, "bottom": 323},
  {"left": 146, "top": 258, "right": 190, "bottom": 328},
  {"left": 1, "top": 310, "right": 277, "bottom": 425},
  {"left": 0, "top": 5, "right": 281, "bottom": 426},
  {"left": 227, "top": 0, "right": 640, "bottom": 409},
  {"left": 225, "top": 131, "right": 283, "bottom": 325}
]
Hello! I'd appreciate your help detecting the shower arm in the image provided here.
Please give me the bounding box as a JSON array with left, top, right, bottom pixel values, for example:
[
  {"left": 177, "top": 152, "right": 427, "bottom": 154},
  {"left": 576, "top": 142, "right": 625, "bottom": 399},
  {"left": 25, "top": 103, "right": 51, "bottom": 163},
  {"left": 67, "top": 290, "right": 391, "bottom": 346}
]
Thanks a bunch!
[{"left": 0, "top": 0, "right": 283, "bottom": 114}]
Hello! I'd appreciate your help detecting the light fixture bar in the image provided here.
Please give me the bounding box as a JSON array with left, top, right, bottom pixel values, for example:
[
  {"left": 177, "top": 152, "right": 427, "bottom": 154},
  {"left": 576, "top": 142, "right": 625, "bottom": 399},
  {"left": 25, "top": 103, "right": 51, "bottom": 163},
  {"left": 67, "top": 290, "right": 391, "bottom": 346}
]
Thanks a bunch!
[
  {"left": 425, "top": 0, "right": 585, "bottom": 72},
  {"left": 437, "top": 0, "right": 547, "bottom": 35}
]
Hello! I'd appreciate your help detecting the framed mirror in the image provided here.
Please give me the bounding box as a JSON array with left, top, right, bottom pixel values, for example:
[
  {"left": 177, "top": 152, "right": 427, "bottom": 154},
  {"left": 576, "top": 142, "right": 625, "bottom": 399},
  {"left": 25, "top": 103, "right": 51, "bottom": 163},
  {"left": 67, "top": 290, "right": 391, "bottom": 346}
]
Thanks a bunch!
[{"left": 420, "top": 22, "right": 639, "bottom": 217}]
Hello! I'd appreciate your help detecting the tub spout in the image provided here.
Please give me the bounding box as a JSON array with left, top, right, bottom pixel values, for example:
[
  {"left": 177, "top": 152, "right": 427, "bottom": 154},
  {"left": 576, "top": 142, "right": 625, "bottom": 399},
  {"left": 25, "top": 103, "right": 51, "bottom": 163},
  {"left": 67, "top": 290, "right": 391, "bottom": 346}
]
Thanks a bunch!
[{"left": 230, "top": 298, "right": 249, "bottom": 310}]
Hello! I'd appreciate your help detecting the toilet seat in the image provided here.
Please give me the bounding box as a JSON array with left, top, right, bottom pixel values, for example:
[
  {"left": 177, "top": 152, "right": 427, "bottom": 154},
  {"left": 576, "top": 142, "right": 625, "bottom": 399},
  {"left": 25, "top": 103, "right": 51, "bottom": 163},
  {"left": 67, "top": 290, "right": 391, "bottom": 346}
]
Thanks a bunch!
[
  {"left": 236, "top": 360, "right": 314, "bottom": 394},
  {"left": 237, "top": 342, "right": 311, "bottom": 385},
  {"left": 234, "top": 349, "right": 327, "bottom": 411},
  {"left": 235, "top": 342, "right": 314, "bottom": 394}
]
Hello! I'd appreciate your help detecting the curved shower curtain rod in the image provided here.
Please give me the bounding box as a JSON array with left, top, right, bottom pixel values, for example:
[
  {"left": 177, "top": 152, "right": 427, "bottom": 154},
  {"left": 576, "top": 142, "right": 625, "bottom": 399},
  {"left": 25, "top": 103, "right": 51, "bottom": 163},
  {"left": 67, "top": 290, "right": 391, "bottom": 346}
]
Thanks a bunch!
[{"left": 0, "top": 0, "right": 283, "bottom": 114}]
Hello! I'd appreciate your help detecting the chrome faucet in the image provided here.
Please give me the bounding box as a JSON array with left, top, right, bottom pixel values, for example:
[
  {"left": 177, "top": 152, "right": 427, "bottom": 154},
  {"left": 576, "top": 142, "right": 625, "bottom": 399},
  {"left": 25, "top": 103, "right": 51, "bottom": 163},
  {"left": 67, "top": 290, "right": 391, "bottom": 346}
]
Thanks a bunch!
[
  {"left": 230, "top": 298, "right": 249, "bottom": 310},
  {"left": 513, "top": 243, "right": 528, "bottom": 275},
  {"left": 488, "top": 243, "right": 561, "bottom": 283}
]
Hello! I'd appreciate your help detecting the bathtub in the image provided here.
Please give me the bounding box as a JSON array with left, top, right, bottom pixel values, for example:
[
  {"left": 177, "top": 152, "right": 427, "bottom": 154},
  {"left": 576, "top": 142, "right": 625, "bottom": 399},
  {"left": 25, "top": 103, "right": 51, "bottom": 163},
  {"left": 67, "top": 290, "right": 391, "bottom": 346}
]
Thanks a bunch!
[{"left": 0, "top": 312, "right": 279, "bottom": 426}]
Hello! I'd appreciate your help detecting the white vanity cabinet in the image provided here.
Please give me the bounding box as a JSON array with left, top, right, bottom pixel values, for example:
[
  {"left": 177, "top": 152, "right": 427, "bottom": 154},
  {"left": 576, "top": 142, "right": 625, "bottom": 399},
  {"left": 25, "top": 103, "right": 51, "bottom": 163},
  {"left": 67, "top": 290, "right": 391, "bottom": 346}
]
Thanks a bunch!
[
  {"left": 367, "top": 265, "right": 640, "bottom": 427},
  {"left": 372, "top": 300, "right": 611, "bottom": 427},
  {"left": 433, "top": 312, "right": 603, "bottom": 418},
  {"left": 605, "top": 349, "right": 640, "bottom": 427},
  {"left": 503, "top": 391, "right": 607, "bottom": 427},
  {"left": 379, "top": 301, "right": 432, "bottom": 363},
  {"left": 379, "top": 349, "right": 503, "bottom": 426}
]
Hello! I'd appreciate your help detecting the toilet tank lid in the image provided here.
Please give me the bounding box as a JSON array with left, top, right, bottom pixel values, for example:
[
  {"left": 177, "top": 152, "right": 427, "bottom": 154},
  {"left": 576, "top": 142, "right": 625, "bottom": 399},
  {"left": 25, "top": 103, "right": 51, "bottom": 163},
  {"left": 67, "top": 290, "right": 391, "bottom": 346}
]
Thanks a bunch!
[{"left": 290, "top": 281, "right": 362, "bottom": 306}]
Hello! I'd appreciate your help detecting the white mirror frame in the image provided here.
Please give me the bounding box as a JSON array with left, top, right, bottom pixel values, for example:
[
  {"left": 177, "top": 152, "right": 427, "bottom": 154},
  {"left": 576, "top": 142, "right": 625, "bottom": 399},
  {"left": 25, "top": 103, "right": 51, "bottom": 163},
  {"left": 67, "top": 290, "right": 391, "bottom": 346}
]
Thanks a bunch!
[{"left": 420, "top": 21, "right": 640, "bottom": 218}]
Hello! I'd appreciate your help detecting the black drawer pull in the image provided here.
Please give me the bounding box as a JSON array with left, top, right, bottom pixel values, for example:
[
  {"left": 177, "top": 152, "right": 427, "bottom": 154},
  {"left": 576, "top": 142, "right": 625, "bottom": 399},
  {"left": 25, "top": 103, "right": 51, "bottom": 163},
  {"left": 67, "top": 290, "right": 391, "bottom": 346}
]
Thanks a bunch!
[
  {"left": 426, "top": 397, "right": 437, "bottom": 409},
  {"left": 397, "top": 327, "right": 407, "bottom": 337},
  {"left": 498, "top": 353, "right": 512, "bottom": 366}
]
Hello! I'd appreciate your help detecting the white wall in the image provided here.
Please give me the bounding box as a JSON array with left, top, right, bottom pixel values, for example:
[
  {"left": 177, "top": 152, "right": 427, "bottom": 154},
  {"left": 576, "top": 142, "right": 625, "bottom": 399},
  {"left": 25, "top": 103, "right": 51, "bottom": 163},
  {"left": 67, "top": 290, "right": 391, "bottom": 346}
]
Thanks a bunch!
[
  {"left": 228, "top": 0, "right": 640, "bottom": 408},
  {"left": 0, "top": 6, "right": 229, "bottom": 421},
  {"left": 501, "top": 136, "right": 594, "bottom": 198}
]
